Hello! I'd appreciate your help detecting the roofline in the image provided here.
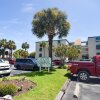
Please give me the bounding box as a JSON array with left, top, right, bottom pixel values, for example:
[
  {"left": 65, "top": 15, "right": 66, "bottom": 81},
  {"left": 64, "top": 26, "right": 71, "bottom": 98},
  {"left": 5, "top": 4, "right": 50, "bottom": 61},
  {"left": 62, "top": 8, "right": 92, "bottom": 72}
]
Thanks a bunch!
[
  {"left": 88, "top": 36, "right": 100, "bottom": 38},
  {"left": 36, "top": 39, "right": 70, "bottom": 44}
]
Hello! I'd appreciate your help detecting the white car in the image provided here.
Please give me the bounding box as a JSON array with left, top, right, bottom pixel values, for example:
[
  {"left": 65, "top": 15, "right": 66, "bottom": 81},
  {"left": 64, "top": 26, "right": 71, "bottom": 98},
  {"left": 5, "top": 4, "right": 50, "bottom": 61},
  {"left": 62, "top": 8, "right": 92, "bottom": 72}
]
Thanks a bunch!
[{"left": 0, "top": 59, "right": 11, "bottom": 76}]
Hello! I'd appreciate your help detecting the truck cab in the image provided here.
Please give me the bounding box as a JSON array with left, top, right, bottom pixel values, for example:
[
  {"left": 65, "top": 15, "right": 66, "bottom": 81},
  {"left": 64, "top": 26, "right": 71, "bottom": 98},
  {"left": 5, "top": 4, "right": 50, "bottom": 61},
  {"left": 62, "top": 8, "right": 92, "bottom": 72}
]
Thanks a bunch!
[{"left": 67, "top": 55, "right": 100, "bottom": 82}]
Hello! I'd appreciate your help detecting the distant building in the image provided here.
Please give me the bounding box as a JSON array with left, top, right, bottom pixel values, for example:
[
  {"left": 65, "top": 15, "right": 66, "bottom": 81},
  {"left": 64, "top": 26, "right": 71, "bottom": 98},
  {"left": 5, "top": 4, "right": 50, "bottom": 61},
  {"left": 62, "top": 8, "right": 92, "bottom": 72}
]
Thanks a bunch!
[
  {"left": 35, "top": 36, "right": 100, "bottom": 60},
  {"left": 74, "top": 36, "right": 100, "bottom": 59},
  {"left": 35, "top": 39, "right": 69, "bottom": 60},
  {"left": 88, "top": 36, "right": 100, "bottom": 58}
]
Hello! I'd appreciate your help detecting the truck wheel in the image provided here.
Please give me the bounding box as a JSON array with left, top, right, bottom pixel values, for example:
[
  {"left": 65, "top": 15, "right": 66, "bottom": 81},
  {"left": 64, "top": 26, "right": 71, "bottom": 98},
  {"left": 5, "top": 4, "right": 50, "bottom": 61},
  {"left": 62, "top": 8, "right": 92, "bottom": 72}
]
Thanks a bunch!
[{"left": 78, "top": 71, "right": 89, "bottom": 82}]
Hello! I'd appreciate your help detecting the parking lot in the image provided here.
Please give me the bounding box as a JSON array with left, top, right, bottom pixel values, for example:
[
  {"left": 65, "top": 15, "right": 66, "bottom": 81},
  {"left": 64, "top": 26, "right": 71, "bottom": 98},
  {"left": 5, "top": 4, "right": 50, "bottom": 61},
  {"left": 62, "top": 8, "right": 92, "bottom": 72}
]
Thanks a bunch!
[
  {"left": 62, "top": 76, "right": 100, "bottom": 100},
  {"left": 10, "top": 65, "right": 32, "bottom": 76}
]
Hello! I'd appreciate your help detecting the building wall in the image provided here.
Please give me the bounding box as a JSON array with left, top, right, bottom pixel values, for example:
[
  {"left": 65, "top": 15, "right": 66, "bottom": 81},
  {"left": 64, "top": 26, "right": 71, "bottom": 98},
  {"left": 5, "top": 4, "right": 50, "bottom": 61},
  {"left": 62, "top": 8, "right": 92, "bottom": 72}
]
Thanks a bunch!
[
  {"left": 35, "top": 39, "right": 67, "bottom": 60},
  {"left": 88, "top": 36, "right": 100, "bottom": 58}
]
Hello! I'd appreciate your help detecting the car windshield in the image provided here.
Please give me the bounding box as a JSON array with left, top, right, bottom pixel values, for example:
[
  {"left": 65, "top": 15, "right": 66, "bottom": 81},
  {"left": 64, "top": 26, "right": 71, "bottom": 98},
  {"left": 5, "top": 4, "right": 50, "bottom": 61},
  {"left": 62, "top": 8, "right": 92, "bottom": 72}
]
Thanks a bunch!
[
  {"left": 0, "top": 59, "right": 4, "bottom": 63},
  {"left": 31, "top": 59, "right": 36, "bottom": 63}
]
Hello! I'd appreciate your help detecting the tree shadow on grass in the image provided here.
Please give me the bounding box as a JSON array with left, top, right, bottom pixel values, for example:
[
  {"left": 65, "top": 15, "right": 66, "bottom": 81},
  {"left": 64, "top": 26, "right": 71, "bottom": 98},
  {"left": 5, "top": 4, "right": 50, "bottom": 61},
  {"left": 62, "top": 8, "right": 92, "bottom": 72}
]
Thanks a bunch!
[
  {"left": 15, "top": 69, "right": 56, "bottom": 77},
  {"left": 64, "top": 73, "right": 72, "bottom": 78},
  {"left": 64, "top": 73, "right": 77, "bottom": 81}
]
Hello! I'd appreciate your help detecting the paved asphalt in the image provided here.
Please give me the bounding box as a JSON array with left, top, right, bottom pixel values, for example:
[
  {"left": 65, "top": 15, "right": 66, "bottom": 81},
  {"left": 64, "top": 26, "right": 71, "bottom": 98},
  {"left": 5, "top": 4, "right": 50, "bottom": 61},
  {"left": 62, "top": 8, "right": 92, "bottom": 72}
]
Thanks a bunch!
[
  {"left": 10, "top": 65, "right": 32, "bottom": 76},
  {"left": 62, "top": 76, "right": 100, "bottom": 100}
]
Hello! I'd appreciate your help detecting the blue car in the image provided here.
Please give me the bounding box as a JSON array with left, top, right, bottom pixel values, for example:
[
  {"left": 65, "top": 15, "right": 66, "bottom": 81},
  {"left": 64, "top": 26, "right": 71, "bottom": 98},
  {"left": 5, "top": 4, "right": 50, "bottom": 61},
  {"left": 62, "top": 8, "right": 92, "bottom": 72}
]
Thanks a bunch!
[{"left": 14, "top": 58, "right": 39, "bottom": 70}]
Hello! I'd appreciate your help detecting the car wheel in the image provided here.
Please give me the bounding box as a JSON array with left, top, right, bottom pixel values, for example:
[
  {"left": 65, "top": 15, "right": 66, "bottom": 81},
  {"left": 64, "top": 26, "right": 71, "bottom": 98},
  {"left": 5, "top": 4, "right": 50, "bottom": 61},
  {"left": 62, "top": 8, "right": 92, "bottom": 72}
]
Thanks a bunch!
[
  {"left": 16, "top": 65, "right": 21, "bottom": 70},
  {"left": 78, "top": 71, "right": 89, "bottom": 82},
  {"left": 4, "top": 73, "right": 10, "bottom": 76}
]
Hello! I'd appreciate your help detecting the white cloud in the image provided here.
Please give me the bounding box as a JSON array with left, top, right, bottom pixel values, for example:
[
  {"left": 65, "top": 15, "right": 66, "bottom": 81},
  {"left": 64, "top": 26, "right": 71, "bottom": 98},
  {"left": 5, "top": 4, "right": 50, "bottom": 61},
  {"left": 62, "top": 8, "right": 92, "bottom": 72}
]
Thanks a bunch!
[{"left": 21, "top": 3, "right": 34, "bottom": 13}]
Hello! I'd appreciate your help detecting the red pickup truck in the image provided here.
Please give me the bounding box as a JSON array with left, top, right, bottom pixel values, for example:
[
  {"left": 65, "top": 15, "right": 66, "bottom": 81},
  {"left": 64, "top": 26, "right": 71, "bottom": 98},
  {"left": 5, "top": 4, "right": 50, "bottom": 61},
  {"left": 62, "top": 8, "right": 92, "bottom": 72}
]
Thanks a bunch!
[{"left": 67, "top": 55, "right": 100, "bottom": 82}]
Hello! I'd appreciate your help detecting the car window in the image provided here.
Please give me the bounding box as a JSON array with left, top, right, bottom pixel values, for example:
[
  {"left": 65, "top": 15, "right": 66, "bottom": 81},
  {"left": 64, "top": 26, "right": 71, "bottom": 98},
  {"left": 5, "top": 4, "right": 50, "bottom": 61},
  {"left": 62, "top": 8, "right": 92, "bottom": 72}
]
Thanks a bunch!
[
  {"left": 16, "top": 59, "right": 26, "bottom": 63},
  {"left": 0, "top": 59, "right": 3, "bottom": 63},
  {"left": 31, "top": 59, "right": 36, "bottom": 63},
  {"left": 26, "top": 59, "right": 33, "bottom": 64}
]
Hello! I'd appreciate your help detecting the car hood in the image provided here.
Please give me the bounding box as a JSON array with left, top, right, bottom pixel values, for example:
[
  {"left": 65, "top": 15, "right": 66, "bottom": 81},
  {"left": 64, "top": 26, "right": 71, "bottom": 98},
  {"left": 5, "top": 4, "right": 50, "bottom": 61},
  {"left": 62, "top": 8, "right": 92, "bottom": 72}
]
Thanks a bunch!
[{"left": 0, "top": 63, "right": 10, "bottom": 66}]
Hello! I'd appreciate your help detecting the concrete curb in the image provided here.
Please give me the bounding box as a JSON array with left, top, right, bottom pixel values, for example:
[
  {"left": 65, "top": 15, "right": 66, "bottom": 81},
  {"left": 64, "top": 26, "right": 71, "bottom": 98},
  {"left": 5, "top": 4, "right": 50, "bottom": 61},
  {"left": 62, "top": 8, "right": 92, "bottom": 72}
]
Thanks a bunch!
[
  {"left": 55, "top": 79, "right": 71, "bottom": 100},
  {"left": 73, "top": 83, "right": 80, "bottom": 98}
]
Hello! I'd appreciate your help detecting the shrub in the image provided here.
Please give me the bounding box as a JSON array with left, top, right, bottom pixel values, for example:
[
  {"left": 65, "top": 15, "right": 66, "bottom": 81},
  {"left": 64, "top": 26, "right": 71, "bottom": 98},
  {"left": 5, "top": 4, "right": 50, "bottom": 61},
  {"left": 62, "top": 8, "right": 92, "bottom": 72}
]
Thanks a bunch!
[
  {"left": 2, "top": 77, "right": 9, "bottom": 81},
  {"left": 58, "top": 65, "right": 67, "bottom": 69},
  {"left": 0, "top": 83, "right": 18, "bottom": 96}
]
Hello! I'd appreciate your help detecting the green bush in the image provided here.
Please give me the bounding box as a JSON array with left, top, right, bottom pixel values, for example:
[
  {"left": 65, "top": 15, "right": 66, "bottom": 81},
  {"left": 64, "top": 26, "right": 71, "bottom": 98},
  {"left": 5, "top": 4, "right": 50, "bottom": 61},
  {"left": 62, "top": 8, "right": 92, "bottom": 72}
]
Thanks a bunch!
[
  {"left": 58, "top": 65, "right": 67, "bottom": 69},
  {"left": 0, "top": 83, "right": 18, "bottom": 96},
  {"left": 2, "top": 77, "right": 9, "bottom": 81}
]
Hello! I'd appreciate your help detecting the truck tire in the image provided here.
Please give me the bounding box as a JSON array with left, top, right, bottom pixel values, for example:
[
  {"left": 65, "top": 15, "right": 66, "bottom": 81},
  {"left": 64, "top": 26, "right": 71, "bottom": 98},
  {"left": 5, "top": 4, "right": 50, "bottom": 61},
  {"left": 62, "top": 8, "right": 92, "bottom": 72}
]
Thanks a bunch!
[
  {"left": 78, "top": 71, "right": 89, "bottom": 82},
  {"left": 4, "top": 73, "right": 11, "bottom": 76}
]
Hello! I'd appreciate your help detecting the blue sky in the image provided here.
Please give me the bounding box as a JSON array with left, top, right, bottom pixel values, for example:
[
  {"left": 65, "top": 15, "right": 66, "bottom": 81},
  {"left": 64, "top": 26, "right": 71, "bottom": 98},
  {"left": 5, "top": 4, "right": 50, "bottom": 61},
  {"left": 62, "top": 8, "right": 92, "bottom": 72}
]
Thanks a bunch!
[{"left": 0, "top": 0, "right": 100, "bottom": 52}]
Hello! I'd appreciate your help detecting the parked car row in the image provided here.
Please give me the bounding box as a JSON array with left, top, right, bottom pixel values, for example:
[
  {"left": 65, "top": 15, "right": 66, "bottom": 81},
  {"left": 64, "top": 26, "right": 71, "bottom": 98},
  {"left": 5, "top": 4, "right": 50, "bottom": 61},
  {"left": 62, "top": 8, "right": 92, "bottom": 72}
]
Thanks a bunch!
[{"left": 0, "top": 58, "right": 39, "bottom": 76}]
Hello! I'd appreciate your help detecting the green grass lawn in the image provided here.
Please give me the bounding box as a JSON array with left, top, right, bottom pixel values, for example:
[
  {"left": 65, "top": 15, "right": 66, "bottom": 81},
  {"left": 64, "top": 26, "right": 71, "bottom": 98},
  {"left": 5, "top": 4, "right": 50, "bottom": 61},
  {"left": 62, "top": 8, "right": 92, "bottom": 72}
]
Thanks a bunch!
[{"left": 9, "top": 69, "right": 67, "bottom": 100}]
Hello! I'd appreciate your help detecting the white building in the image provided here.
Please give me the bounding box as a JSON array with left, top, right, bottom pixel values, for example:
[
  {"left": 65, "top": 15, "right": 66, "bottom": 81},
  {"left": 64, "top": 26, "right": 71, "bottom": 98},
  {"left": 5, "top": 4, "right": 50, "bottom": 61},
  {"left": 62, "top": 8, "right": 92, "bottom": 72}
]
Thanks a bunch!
[
  {"left": 35, "top": 36, "right": 100, "bottom": 60},
  {"left": 75, "top": 36, "right": 100, "bottom": 59},
  {"left": 88, "top": 36, "right": 100, "bottom": 58},
  {"left": 35, "top": 39, "right": 69, "bottom": 60}
]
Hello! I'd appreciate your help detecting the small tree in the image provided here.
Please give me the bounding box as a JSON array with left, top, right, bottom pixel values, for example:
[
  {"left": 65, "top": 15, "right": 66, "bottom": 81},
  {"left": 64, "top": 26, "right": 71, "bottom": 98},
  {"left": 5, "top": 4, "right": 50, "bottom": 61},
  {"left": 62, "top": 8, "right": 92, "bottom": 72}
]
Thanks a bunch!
[
  {"left": 0, "top": 39, "right": 8, "bottom": 58},
  {"left": 13, "top": 49, "right": 28, "bottom": 58},
  {"left": 8, "top": 40, "right": 16, "bottom": 58},
  {"left": 55, "top": 44, "right": 68, "bottom": 65},
  {"left": 22, "top": 42, "right": 29, "bottom": 51},
  {"left": 67, "top": 45, "right": 80, "bottom": 60},
  {"left": 29, "top": 52, "right": 35, "bottom": 58}
]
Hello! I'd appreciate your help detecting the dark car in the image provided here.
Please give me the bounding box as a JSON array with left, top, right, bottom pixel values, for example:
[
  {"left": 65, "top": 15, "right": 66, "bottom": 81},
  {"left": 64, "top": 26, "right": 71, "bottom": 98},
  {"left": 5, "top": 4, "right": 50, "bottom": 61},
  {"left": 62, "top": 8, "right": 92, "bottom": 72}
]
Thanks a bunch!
[
  {"left": 53, "top": 60, "right": 62, "bottom": 65},
  {"left": 14, "top": 58, "right": 39, "bottom": 70}
]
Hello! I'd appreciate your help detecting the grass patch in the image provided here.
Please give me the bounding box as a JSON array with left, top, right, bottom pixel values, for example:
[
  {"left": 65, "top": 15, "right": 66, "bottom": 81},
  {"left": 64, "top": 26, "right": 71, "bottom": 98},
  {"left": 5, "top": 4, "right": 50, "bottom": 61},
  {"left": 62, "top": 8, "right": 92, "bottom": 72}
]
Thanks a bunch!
[{"left": 3, "top": 69, "right": 68, "bottom": 100}]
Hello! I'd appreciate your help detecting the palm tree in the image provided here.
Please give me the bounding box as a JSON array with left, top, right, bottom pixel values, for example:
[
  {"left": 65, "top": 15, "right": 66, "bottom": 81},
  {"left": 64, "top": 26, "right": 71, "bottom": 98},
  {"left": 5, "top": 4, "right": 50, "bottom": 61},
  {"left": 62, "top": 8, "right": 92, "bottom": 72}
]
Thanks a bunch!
[
  {"left": 32, "top": 8, "right": 70, "bottom": 67},
  {"left": 40, "top": 41, "right": 47, "bottom": 57},
  {"left": 22, "top": 42, "right": 29, "bottom": 51},
  {"left": 0, "top": 39, "right": 8, "bottom": 58},
  {"left": 8, "top": 40, "right": 16, "bottom": 58}
]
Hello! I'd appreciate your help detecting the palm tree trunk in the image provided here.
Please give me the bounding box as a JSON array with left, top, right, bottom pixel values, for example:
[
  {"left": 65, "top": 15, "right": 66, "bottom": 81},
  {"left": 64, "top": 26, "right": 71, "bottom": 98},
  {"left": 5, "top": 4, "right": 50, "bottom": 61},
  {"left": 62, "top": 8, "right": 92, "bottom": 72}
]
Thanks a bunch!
[
  {"left": 11, "top": 49, "right": 12, "bottom": 59},
  {"left": 48, "top": 35, "right": 53, "bottom": 68},
  {"left": 44, "top": 47, "right": 45, "bottom": 57}
]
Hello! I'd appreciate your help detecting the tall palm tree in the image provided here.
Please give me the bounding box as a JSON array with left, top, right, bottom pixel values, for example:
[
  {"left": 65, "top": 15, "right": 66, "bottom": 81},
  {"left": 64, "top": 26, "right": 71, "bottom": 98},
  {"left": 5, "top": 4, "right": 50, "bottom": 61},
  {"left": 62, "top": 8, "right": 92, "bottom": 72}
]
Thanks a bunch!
[
  {"left": 32, "top": 8, "right": 70, "bottom": 67},
  {"left": 8, "top": 40, "right": 16, "bottom": 58},
  {"left": 0, "top": 39, "right": 8, "bottom": 58},
  {"left": 40, "top": 41, "right": 47, "bottom": 57},
  {"left": 22, "top": 42, "right": 29, "bottom": 51}
]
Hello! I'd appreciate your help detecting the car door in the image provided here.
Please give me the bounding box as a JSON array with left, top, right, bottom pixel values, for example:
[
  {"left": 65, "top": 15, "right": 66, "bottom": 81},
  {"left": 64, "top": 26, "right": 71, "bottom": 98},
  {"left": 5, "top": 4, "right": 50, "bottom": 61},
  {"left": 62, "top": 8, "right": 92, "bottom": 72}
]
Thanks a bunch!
[
  {"left": 25, "top": 59, "right": 34, "bottom": 70},
  {"left": 96, "top": 57, "right": 100, "bottom": 76},
  {"left": 20, "top": 59, "right": 27, "bottom": 70}
]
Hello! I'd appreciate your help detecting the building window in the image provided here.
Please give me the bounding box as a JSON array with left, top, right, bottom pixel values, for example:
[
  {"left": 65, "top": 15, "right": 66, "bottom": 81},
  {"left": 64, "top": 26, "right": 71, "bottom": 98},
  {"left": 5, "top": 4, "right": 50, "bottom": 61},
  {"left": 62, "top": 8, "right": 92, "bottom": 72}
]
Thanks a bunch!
[
  {"left": 96, "top": 36, "right": 100, "bottom": 42},
  {"left": 96, "top": 45, "right": 100, "bottom": 49},
  {"left": 39, "top": 48, "right": 42, "bottom": 51},
  {"left": 39, "top": 53, "right": 42, "bottom": 57}
]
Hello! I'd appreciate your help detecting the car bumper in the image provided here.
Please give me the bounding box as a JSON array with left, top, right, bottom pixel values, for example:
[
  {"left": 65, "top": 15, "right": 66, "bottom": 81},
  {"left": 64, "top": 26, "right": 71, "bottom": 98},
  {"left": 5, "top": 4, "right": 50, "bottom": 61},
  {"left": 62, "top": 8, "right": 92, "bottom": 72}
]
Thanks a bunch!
[{"left": 0, "top": 69, "right": 11, "bottom": 75}]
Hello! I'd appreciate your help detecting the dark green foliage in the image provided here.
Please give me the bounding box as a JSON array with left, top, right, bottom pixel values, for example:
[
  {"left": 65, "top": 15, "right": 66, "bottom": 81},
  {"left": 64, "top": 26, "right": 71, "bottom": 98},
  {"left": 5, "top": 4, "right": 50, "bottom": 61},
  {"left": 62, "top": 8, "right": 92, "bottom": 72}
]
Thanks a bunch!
[
  {"left": 0, "top": 83, "right": 18, "bottom": 96},
  {"left": 2, "top": 77, "right": 9, "bottom": 81},
  {"left": 22, "top": 42, "right": 29, "bottom": 51},
  {"left": 29, "top": 52, "right": 35, "bottom": 58}
]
